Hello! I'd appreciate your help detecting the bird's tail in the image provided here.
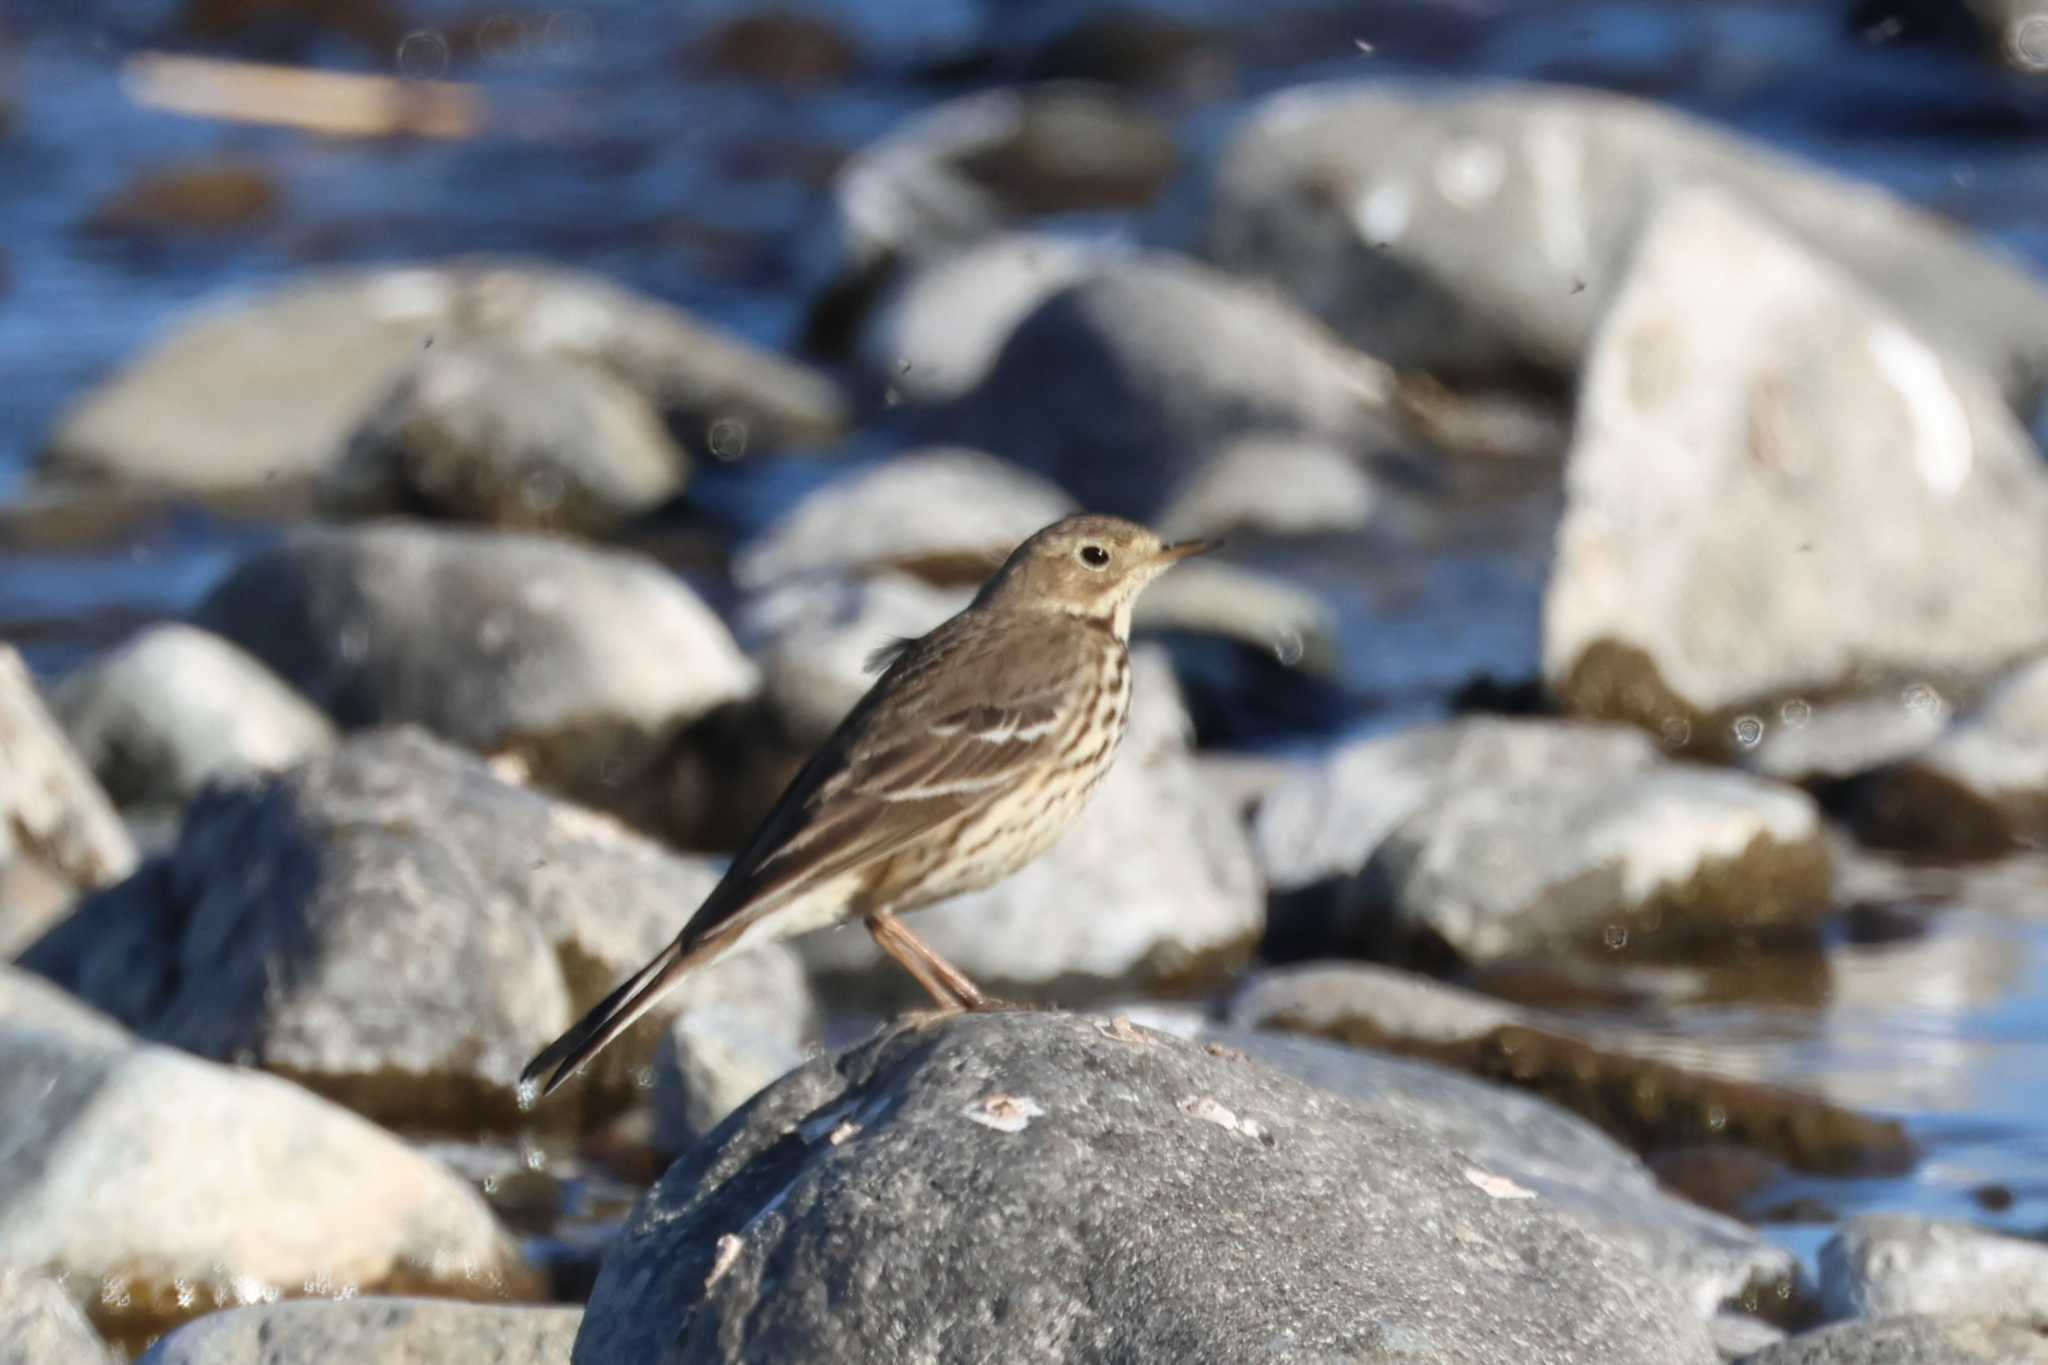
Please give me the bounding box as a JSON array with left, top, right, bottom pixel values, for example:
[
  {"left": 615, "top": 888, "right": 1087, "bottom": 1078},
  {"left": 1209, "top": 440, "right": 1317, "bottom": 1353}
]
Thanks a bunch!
[{"left": 521, "top": 934, "right": 723, "bottom": 1098}]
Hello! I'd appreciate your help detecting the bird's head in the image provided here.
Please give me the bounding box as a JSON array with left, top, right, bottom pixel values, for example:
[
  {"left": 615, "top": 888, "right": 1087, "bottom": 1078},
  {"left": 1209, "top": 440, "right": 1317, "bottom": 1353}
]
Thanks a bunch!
[{"left": 976, "top": 513, "right": 1217, "bottom": 635}]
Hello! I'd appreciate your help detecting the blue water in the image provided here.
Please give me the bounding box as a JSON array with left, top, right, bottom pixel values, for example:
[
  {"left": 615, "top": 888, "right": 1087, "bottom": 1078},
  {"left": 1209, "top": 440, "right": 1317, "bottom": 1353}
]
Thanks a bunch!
[{"left": 9, "top": 0, "right": 2048, "bottom": 1293}]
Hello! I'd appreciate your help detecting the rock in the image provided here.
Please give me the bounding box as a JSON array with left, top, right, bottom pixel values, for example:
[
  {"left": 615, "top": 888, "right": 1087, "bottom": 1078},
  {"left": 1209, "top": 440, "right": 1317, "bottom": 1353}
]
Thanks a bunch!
[
  {"left": 0, "top": 1019, "right": 532, "bottom": 1347},
  {"left": 1228, "top": 963, "right": 1914, "bottom": 1177},
  {"left": 799, "top": 651, "right": 1263, "bottom": 1007},
  {"left": 49, "top": 624, "right": 335, "bottom": 810},
  {"left": 1129, "top": 556, "right": 1341, "bottom": 676},
  {"left": 1854, "top": 655, "right": 2048, "bottom": 855},
  {"left": 1153, "top": 435, "right": 1381, "bottom": 542},
  {"left": 1365, "top": 763, "right": 1831, "bottom": 962},
  {"left": 652, "top": 944, "right": 818, "bottom": 1155},
  {"left": 1207, "top": 81, "right": 2048, "bottom": 398},
  {"left": 733, "top": 450, "right": 1074, "bottom": 592},
  {"left": 41, "top": 261, "right": 844, "bottom": 499},
  {"left": 1965, "top": 0, "right": 2048, "bottom": 72},
  {"left": 857, "top": 235, "right": 1114, "bottom": 404},
  {"left": 0, "top": 1268, "right": 119, "bottom": 1365},
  {"left": 1545, "top": 189, "right": 2048, "bottom": 751},
  {"left": 191, "top": 523, "right": 757, "bottom": 791},
  {"left": 79, "top": 162, "right": 280, "bottom": 237},
  {"left": 1819, "top": 1216, "right": 2048, "bottom": 1322},
  {"left": 576, "top": 1011, "right": 1718, "bottom": 1364},
  {"left": 693, "top": 8, "right": 862, "bottom": 88},
  {"left": 1193, "top": 1023, "right": 1797, "bottom": 1324},
  {"left": 934, "top": 256, "right": 1404, "bottom": 519},
  {"left": 0, "top": 646, "right": 135, "bottom": 956},
  {"left": 19, "top": 728, "right": 748, "bottom": 1131},
  {"left": 137, "top": 1298, "right": 582, "bottom": 1365},
  {"left": 317, "top": 342, "right": 686, "bottom": 534},
  {"left": 1744, "top": 696, "right": 1950, "bottom": 787},
  {"left": 1742, "top": 1315, "right": 2048, "bottom": 1364},
  {"left": 0, "top": 963, "right": 131, "bottom": 1049},
  {"left": 1713, "top": 1312, "right": 1787, "bottom": 1359},
  {"left": 1252, "top": 716, "right": 1661, "bottom": 958},
  {"left": 1021, "top": 8, "right": 1234, "bottom": 95}
]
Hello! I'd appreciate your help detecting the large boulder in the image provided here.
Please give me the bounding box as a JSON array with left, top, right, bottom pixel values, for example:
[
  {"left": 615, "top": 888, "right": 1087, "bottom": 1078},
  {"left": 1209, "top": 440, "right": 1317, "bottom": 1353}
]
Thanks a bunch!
[
  {"left": 0, "top": 1268, "right": 119, "bottom": 1365},
  {"left": 1206, "top": 81, "right": 2048, "bottom": 399},
  {"left": 19, "top": 729, "right": 809, "bottom": 1131},
  {"left": 575, "top": 1012, "right": 1719, "bottom": 1364},
  {"left": 1545, "top": 188, "right": 2048, "bottom": 752},
  {"left": 930, "top": 256, "right": 1405, "bottom": 520},
  {"left": 138, "top": 1299, "right": 582, "bottom": 1365},
  {"left": 0, "top": 647, "right": 135, "bottom": 956},
  {"left": 40, "top": 261, "right": 844, "bottom": 500},
  {"left": 316, "top": 340, "right": 687, "bottom": 533},
  {"left": 49, "top": 623, "right": 335, "bottom": 810},
  {"left": 0, "top": 1017, "right": 532, "bottom": 1347},
  {"left": 191, "top": 522, "right": 758, "bottom": 791},
  {"left": 798, "top": 651, "right": 1263, "bottom": 1007},
  {"left": 1818, "top": 1216, "right": 2048, "bottom": 1322}
]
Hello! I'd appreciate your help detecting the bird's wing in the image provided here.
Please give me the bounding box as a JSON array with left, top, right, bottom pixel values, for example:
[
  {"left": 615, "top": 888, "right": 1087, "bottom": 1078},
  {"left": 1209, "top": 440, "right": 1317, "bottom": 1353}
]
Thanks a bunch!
[{"left": 675, "top": 614, "right": 1081, "bottom": 949}]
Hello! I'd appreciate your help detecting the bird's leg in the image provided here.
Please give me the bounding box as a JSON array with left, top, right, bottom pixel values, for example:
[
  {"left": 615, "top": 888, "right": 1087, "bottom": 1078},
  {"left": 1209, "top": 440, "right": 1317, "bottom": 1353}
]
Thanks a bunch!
[{"left": 867, "top": 911, "right": 974, "bottom": 1013}]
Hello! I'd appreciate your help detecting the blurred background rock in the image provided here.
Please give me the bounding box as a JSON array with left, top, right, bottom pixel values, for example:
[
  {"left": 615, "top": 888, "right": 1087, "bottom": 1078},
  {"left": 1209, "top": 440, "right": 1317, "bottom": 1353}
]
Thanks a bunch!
[{"left": 10, "top": 0, "right": 2048, "bottom": 1360}]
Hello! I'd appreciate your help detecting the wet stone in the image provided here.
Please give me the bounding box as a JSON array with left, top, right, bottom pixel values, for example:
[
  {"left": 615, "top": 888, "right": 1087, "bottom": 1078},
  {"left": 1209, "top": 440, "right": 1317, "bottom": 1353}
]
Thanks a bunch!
[
  {"left": 1819, "top": 1215, "right": 2048, "bottom": 1322},
  {"left": 137, "top": 1298, "right": 583, "bottom": 1365}
]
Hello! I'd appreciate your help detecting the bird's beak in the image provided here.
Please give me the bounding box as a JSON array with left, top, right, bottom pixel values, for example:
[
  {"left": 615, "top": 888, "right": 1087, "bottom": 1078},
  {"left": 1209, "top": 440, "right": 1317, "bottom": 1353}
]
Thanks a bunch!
[{"left": 1155, "top": 537, "right": 1222, "bottom": 564}]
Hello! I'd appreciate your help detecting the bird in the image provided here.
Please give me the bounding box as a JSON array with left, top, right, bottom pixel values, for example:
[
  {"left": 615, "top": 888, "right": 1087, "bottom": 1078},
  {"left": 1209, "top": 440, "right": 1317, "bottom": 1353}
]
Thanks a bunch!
[{"left": 521, "top": 513, "right": 1215, "bottom": 1097}]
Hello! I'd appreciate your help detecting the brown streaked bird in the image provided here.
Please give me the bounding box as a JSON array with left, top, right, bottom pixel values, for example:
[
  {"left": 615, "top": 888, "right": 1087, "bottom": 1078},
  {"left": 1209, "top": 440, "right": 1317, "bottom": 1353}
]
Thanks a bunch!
[{"left": 521, "top": 514, "right": 1215, "bottom": 1097}]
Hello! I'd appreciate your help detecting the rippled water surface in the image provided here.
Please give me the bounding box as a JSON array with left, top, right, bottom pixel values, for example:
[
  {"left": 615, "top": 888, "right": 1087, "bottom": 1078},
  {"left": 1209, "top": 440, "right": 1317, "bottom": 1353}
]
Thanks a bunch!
[{"left": 10, "top": 0, "right": 2048, "bottom": 1291}]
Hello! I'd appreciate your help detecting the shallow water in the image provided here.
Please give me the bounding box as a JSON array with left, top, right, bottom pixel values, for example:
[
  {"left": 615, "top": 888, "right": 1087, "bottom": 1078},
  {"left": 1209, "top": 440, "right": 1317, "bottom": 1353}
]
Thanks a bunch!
[{"left": 9, "top": 0, "right": 2048, "bottom": 1303}]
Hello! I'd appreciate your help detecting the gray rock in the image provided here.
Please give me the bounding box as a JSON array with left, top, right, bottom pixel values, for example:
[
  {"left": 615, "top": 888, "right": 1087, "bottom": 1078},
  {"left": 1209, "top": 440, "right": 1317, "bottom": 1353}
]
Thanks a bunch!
[
  {"left": 0, "top": 1268, "right": 118, "bottom": 1365},
  {"left": 1744, "top": 696, "right": 1950, "bottom": 787},
  {"left": 825, "top": 85, "right": 1175, "bottom": 284},
  {"left": 318, "top": 341, "right": 686, "bottom": 533},
  {"left": 1712, "top": 1312, "right": 1787, "bottom": 1360},
  {"left": 40, "top": 260, "right": 844, "bottom": 498},
  {"left": 798, "top": 651, "right": 1263, "bottom": 1006},
  {"left": 0, "top": 964, "right": 130, "bottom": 1049},
  {"left": 1130, "top": 557, "right": 1341, "bottom": 676},
  {"left": 1154, "top": 435, "right": 1382, "bottom": 542},
  {"left": 1228, "top": 961, "right": 1524, "bottom": 1044},
  {"left": 1854, "top": 655, "right": 2048, "bottom": 855},
  {"left": 1964, "top": 0, "right": 2048, "bottom": 73},
  {"left": 0, "top": 647, "right": 135, "bottom": 957},
  {"left": 1207, "top": 81, "right": 2048, "bottom": 399},
  {"left": 574, "top": 1011, "right": 1718, "bottom": 1364},
  {"left": 652, "top": 943, "right": 819, "bottom": 1155},
  {"left": 1819, "top": 1216, "right": 2048, "bottom": 1322},
  {"left": 1253, "top": 715, "right": 1659, "bottom": 908},
  {"left": 20, "top": 728, "right": 744, "bottom": 1129},
  {"left": 733, "top": 449, "right": 1074, "bottom": 592},
  {"left": 138, "top": 1298, "right": 581, "bottom": 1365},
  {"left": 0, "top": 1020, "right": 529, "bottom": 1330},
  {"left": 936, "top": 255, "right": 1405, "bottom": 519},
  {"left": 858, "top": 234, "right": 1115, "bottom": 404},
  {"left": 50, "top": 624, "right": 335, "bottom": 810},
  {"left": 1546, "top": 189, "right": 2048, "bottom": 747},
  {"left": 1194, "top": 1023, "right": 1797, "bottom": 1324},
  {"left": 191, "top": 522, "right": 757, "bottom": 788},
  {"left": 1366, "top": 764, "right": 1830, "bottom": 961},
  {"left": 1741, "top": 1315, "right": 2048, "bottom": 1364}
]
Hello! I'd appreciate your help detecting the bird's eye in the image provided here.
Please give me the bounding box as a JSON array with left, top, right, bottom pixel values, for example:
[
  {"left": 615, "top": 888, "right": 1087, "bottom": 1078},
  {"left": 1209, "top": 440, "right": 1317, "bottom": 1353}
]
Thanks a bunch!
[{"left": 1077, "top": 545, "right": 1110, "bottom": 569}]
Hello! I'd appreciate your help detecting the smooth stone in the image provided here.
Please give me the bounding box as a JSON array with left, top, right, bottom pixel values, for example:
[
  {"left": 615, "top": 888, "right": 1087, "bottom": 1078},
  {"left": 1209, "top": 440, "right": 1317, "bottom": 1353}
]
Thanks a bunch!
[
  {"left": 857, "top": 234, "right": 1115, "bottom": 404},
  {"left": 933, "top": 255, "right": 1404, "bottom": 520},
  {"left": 799, "top": 650, "right": 1262, "bottom": 1006},
  {"left": 19, "top": 728, "right": 773, "bottom": 1131},
  {"left": 574, "top": 1011, "right": 1719, "bottom": 1364},
  {"left": 50, "top": 623, "right": 335, "bottom": 810},
  {"left": 0, "top": 1268, "right": 119, "bottom": 1365},
  {"left": 192, "top": 522, "right": 758, "bottom": 790},
  {"left": 1153, "top": 435, "right": 1381, "bottom": 542},
  {"left": 1819, "top": 1215, "right": 2048, "bottom": 1322},
  {"left": 1740, "top": 1314, "right": 2048, "bottom": 1364},
  {"left": 137, "top": 1298, "right": 582, "bottom": 1365},
  {"left": 317, "top": 341, "right": 686, "bottom": 534},
  {"left": 1546, "top": 188, "right": 2048, "bottom": 751},
  {"left": 0, "top": 647, "right": 135, "bottom": 956},
  {"left": 733, "top": 449, "right": 1074, "bottom": 592},
  {"left": 651, "top": 943, "right": 819, "bottom": 1155},
  {"left": 1207, "top": 81, "right": 2048, "bottom": 397},
  {"left": 1743, "top": 696, "right": 1950, "bottom": 787},
  {"left": 0, "top": 1021, "right": 531, "bottom": 1340},
  {"left": 40, "top": 260, "right": 844, "bottom": 499},
  {"left": 1854, "top": 654, "right": 2048, "bottom": 855},
  {"left": 0, "top": 964, "right": 131, "bottom": 1049}
]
